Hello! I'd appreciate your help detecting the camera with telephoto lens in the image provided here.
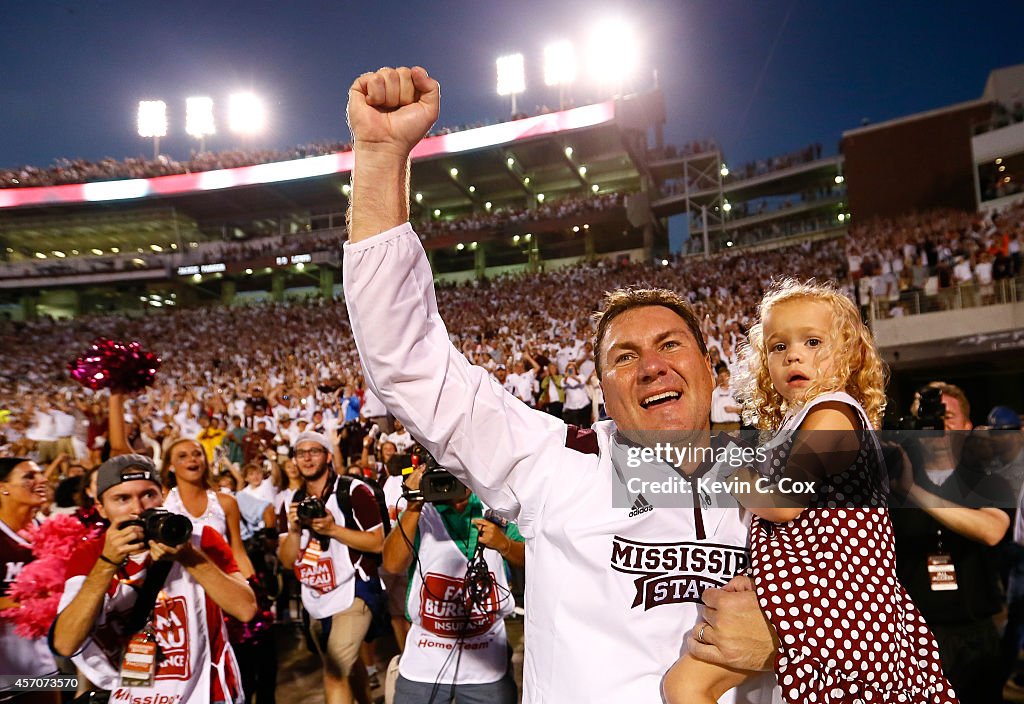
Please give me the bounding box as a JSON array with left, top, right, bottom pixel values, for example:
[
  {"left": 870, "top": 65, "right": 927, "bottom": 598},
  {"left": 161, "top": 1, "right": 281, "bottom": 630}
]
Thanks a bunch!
[
  {"left": 296, "top": 495, "right": 328, "bottom": 527},
  {"left": 396, "top": 443, "right": 468, "bottom": 504},
  {"left": 885, "top": 385, "right": 947, "bottom": 431},
  {"left": 120, "top": 508, "right": 193, "bottom": 547}
]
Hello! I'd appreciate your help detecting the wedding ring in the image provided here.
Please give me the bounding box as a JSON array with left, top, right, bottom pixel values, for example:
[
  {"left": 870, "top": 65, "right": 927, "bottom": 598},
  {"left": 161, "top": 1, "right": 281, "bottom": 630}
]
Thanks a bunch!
[{"left": 696, "top": 623, "right": 708, "bottom": 644}]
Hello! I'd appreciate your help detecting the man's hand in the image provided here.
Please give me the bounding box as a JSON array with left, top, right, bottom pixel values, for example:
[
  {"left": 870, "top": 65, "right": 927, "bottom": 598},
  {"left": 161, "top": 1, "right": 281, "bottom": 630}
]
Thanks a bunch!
[
  {"left": 687, "top": 576, "right": 778, "bottom": 671},
  {"left": 348, "top": 66, "right": 439, "bottom": 160},
  {"left": 101, "top": 519, "right": 146, "bottom": 564},
  {"left": 150, "top": 540, "right": 198, "bottom": 566},
  {"left": 310, "top": 513, "right": 339, "bottom": 538},
  {"left": 473, "top": 518, "right": 512, "bottom": 555}
]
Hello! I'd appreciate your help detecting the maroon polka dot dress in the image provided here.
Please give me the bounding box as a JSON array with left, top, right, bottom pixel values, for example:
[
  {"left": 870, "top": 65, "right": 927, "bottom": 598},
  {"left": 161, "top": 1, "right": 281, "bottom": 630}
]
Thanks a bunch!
[{"left": 749, "top": 393, "right": 958, "bottom": 703}]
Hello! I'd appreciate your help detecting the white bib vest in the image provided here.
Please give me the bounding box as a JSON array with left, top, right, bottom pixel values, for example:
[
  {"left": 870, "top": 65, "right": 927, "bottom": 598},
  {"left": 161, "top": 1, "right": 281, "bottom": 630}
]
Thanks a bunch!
[{"left": 400, "top": 504, "right": 515, "bottom": 685}]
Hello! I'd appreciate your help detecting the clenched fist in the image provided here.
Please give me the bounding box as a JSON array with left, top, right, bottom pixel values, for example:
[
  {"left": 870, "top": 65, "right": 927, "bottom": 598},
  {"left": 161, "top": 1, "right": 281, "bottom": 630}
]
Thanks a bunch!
[{"left": 347, "top": 66, "right": 440, "bottom": 160}]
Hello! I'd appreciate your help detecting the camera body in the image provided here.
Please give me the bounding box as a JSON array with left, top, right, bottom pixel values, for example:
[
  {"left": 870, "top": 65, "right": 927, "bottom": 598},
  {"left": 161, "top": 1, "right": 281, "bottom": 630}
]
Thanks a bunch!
[
  {"left": 397, "top": 445, "right": 468, "bottom": 504},
  {"left": 296, "top": 495, "right": 328, "bottom": 527},
  {"left": 120, "top": 508, "right": 193, "bottom": 547},
  {"left": 885, "top": 386, "right": 946, "bottom": 431}
]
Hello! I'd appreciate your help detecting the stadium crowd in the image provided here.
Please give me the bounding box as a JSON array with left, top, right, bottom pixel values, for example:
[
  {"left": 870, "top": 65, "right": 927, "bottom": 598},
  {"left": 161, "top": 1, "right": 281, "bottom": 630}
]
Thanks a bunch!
[{"left": 2, "top": 188, "right": 1024, "bottom": 702}]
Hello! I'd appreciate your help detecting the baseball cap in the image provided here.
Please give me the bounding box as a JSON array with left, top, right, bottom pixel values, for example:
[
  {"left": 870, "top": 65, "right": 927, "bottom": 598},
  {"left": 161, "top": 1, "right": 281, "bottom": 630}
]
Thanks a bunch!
[
  {"left": 96, "top": 454, "right": 161, "bottom": 499},
  {"left": 293, "top": 431, "right": 333, "bottom": 454},
  {"left": 987, "top": 406, "right": 1021, "bottom": 430}
]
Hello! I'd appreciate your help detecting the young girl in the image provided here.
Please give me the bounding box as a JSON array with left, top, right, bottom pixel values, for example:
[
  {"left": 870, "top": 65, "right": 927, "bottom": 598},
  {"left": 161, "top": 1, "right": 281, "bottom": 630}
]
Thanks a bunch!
[{"left": 665, "top": 279, "right": 958, "bottom": 703}]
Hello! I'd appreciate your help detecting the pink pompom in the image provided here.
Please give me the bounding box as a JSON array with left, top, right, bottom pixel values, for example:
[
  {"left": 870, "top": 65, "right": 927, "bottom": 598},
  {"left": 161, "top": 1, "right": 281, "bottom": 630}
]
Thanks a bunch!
[
  {"left": 68, "top": 337, "right": 161, "bottom": 393},
  {"left": 0, "top": 516, "right": 93, "bottom": 639},
  {"left": 22, "top": 513, "right": 91, "bottom": 560}
]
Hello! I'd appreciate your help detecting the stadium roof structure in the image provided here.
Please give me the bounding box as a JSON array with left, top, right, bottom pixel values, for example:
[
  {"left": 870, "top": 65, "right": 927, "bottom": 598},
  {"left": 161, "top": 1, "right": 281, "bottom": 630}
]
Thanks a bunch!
[{"left": 0, "top": 92, "right": 665, "bottom": 265}]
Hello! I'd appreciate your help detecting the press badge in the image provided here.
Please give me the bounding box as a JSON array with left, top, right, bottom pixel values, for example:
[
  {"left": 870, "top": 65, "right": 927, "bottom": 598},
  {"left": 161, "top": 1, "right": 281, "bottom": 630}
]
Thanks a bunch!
[
  {"left": 927, "top": 553, "right": 958, "bottom": 591},
  {"left": 120, "top": 629, "right": 158, "bottom": 687}
]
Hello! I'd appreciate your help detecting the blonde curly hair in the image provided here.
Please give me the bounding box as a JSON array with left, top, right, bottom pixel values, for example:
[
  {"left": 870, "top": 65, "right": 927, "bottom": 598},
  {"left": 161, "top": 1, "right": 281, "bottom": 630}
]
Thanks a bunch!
[{"left": 735, "top": 278, "right": 888, "bottom": 430}]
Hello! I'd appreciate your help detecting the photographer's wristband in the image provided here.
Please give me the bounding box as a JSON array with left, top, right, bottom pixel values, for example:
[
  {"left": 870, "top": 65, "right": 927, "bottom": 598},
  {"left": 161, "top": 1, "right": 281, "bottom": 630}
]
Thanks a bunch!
[{"left": 99, "top": 552, "right": 123, "bottom": 567}]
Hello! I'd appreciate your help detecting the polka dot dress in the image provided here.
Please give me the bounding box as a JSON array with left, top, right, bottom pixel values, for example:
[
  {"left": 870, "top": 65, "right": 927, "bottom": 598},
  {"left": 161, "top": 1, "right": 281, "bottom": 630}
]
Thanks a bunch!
[{"left": 749, "top": 393, "right": 958, "bottom": 703}]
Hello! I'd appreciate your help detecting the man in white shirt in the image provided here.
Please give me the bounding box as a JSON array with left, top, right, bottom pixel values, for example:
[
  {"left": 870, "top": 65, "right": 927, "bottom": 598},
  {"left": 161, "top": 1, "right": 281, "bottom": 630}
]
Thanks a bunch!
[
  {"left": 710, "top": 369, "right": 742, "bottom": 432},
  {"left": 342, "top": 66, "right": 778, "bottom": 704}
]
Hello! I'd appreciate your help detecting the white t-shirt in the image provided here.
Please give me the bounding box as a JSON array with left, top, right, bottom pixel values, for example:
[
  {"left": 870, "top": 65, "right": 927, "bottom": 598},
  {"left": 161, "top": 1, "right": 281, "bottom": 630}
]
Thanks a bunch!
[{"left": 343, "top": 223, "right": 779, "bottom": 704}]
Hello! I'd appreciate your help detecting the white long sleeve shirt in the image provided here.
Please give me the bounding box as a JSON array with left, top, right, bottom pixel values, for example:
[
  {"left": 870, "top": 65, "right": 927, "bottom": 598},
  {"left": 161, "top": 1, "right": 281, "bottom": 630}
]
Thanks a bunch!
[{"left": 343, "top": 223, "right": 778, "bottom": 704}]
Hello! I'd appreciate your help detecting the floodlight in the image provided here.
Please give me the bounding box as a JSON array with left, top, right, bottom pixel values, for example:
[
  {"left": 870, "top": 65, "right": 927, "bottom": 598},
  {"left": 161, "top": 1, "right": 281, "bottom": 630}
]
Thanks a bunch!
[
  {"left": 587, "top": 19, "right": 641, "bottom": 91},
  {"left": 53, "top": 251, "right": 66, "bottom": 258},
  {"left": 496, "top": 53, "right": 526, "bottom": 115},
  {"left": 186, "top": 97, "right": 215, "bottom": 138},
  {"left": 433, "top": 209, "right": 441, "bottom": 217},
  {"left": 835, "top": 175, "right": 845, "bottom": 184},
  {"left": 228, "top": 92, "right": 266, "bottom": 135},
  {"left": 91, "top": 248, "right": 103, "bottom": 255},
  {"left": 496, "top": 54, "right": 526, "bottom": 96},
  {"left": 544, "top": 41, "right": 576, "bottom": 87},
  {"left": 449, "top": 167, "right": 459, "bottom": 177},
  {"left": 456, "top": 243, "right": 465, "bottom": 251},
  {"left": 137, "top": 100, "right": 167, "bottom": 138},
  {"left": 415, "top": 192, "right": 423, "bottom": 202},
  {"left": 564, "top": 146, "right": 574, "bottom": 157},
  {"left": 138, "top": 100, "right": 167, "bottom": 159},
  {"left": 720, "top": 165, "right": 730, "bottom": 177}
]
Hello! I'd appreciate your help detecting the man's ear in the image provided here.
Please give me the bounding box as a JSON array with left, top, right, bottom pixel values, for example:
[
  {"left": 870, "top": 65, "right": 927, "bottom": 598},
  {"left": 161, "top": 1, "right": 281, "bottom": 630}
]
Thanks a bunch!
[{"left": 95, "top": 500, "right": 109, "bottom": 521}]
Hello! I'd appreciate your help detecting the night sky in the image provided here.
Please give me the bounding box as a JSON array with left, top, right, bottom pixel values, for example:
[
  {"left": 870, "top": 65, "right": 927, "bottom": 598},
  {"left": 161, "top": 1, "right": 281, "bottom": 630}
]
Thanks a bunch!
[{"left": 3, "top": 1, "right": 1023, "bottom": 172}]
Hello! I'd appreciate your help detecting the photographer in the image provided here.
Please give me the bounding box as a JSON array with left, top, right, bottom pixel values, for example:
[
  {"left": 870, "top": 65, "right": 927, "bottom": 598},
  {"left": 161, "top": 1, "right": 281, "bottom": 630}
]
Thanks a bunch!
[
  {"left": 382, "top": 462, "right": 523, "bottom": 703},
  {"left": 890, "top": 382, "right": 1011, "bottom": 704},
  {"left": 278, "top": 432, "right": 384, "bottom": 704},
  {"left": 52, "top": 454, "right": 257, "bottom": 703}
]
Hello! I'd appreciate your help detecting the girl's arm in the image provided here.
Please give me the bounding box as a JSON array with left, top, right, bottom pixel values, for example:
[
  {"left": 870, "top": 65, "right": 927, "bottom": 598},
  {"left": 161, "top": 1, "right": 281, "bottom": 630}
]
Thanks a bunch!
[
  {"left": 663, "top": 652, "right": 752, "bottom": 704},
  {"left": 732, "top": 402, "right": 860, "bottom": 523},
  {"left": 216, "top": 492, "right": 256, "bottom": 578}
]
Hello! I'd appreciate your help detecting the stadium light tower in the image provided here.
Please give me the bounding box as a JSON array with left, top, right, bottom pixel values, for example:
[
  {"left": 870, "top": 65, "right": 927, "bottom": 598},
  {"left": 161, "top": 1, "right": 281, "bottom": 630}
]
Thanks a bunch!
[
  {"left": 586, "top": 18, "right": 641, "bottom": 96},
  {"left": 228, "top": 92, "right": 266, "bottom": 138},
  {"left": 185, "top": 96, "right": 215, "bottom": 153},
  {"left": 544, "top": 40, "right": 576, "bottom": 109},
  {"left": 137, "top": 100, "right": 167, "bottom": 160},
  {"left": 496, "top": 53, "right": 526, "bottom": 117}
]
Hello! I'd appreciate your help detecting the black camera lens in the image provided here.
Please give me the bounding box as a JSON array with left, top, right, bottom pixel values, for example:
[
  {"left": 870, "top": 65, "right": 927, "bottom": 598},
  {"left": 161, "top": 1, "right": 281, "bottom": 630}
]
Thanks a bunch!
[
  {"left": 296, "top": 496, "right": 327, "bottom": 525},
  {"left": 127, "top": 508, "right": 194, "bottom": 547}
]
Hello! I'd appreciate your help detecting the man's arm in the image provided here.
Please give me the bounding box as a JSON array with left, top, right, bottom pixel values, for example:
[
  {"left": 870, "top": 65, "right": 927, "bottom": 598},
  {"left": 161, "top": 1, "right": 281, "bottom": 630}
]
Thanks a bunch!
[
  {"left": 904, "top": 486, "right": 1010, "bottom": 546},
  {"left": 347, "top": 66, "right": 438, "bottom": 243},
  {"left": 382, "top": 504, "right": 422, "bottom": 574},
  {"left": 150, "top": 540, "right": 257, "bottom": 622},
  {"left": 53, "top": 521, "right": 146, "bottom": 657},
  {"left": 343, "top": 67, "right": 567, "bottom": 527}
]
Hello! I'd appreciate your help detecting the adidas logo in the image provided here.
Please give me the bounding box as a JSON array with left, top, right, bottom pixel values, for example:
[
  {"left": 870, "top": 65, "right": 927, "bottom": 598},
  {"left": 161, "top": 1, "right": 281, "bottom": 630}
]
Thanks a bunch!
[{"left": 628, "top": 493, "right": 654, "bottom": 518}]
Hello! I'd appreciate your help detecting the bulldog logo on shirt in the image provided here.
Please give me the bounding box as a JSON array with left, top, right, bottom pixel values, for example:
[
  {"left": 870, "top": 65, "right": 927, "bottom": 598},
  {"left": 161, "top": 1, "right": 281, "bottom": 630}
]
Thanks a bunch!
[{"left": 610, "top": 536, "right": 749, "bottom": 610}]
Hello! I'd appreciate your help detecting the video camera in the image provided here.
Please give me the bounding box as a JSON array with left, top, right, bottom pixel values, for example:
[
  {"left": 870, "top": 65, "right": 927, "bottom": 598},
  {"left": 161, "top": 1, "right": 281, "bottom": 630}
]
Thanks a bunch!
[
  {"left": 885, "top": 385, "right": 946, "bottom": 431},
  {"left": 393, "top": 443, "right": 468, "bottom": 504},
  {"left": 120, "top": 508, "right": 193, "bottom": 547}
]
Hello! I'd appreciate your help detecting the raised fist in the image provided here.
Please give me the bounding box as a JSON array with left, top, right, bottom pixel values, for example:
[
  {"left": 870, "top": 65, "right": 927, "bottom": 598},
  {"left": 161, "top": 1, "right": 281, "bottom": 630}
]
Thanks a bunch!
[{"left": 347, "top": 66, "right": 439, "bottom": 160}]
